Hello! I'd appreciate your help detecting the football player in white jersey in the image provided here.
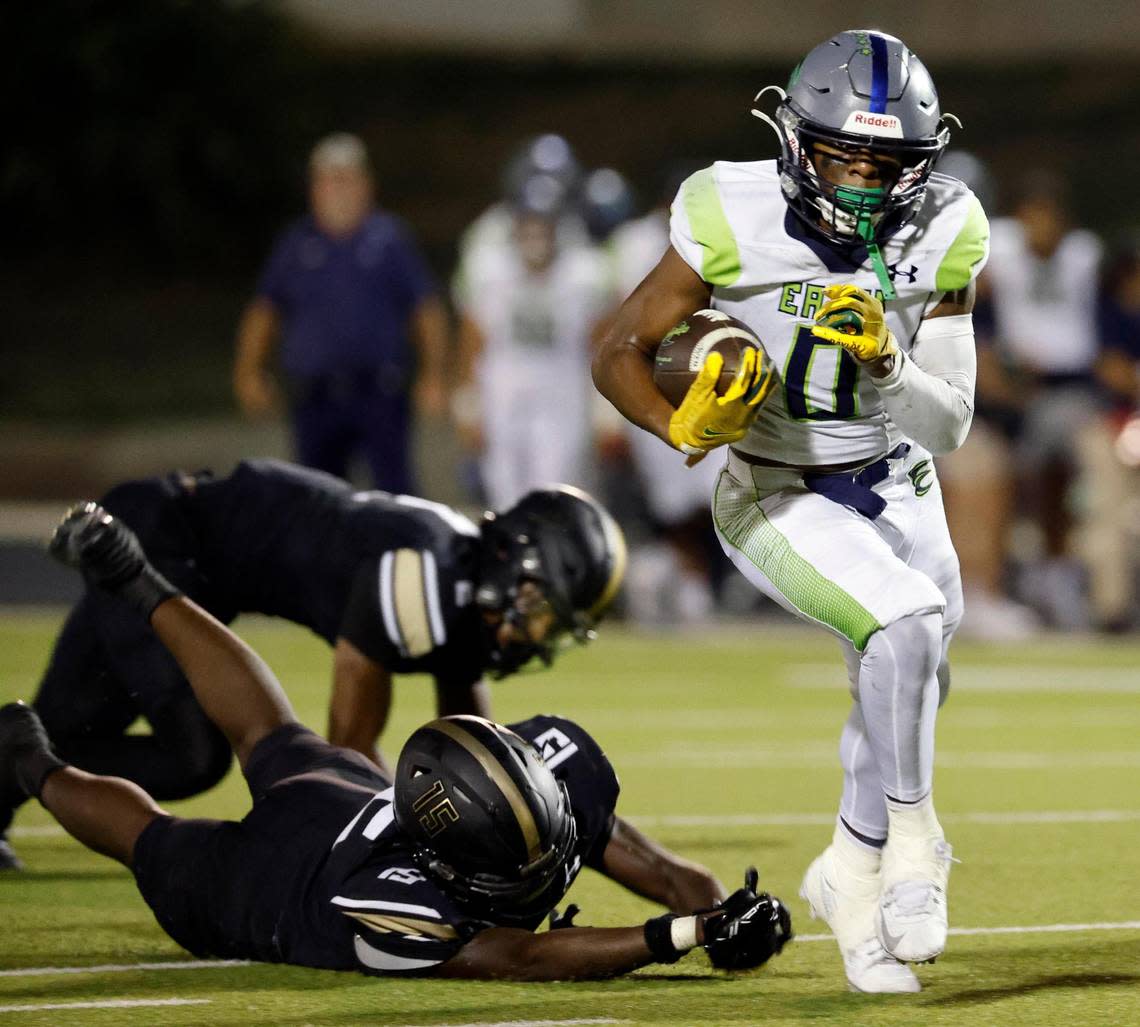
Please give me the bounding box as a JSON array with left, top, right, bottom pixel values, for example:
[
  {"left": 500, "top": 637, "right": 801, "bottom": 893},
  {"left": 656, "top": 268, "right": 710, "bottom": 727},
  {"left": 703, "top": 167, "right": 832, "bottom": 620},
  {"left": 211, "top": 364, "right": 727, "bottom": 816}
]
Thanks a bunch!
[
  {"left": 593, "top": 30, "right": 989, "bottom": 993},
  {"left": 455, "top": 173, "right": 614, "bottom": 510}
]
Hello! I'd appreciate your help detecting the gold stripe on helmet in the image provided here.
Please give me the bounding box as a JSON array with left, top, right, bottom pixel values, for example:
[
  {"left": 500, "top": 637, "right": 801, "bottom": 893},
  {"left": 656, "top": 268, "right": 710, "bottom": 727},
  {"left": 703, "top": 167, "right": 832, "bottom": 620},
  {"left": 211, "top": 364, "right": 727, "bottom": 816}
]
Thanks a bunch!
[
  {"left": 427, "top": 718, "right": 543, "bottom": 862},
  {"left": 589, "top": 509, "right": 627, "bottom": 618}
]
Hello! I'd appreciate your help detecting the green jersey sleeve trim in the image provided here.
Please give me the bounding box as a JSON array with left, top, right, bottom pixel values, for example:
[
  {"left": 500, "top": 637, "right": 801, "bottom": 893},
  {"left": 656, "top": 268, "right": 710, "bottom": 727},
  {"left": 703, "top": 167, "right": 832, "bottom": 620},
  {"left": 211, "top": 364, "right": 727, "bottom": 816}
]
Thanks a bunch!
[
  {"left": 682, "top": 167, "right": 742, "bottom": 287},
  {"left": 935, "top": 194, "right": 989, "bottom": 292}
]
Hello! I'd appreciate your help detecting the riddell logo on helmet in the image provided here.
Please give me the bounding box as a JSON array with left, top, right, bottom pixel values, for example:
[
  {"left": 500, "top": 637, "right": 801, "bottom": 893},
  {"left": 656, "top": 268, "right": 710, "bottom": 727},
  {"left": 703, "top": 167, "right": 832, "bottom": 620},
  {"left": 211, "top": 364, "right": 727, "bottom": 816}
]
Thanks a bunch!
[{"left": 842, "top": 111, "right": 904, "bottom": 138}]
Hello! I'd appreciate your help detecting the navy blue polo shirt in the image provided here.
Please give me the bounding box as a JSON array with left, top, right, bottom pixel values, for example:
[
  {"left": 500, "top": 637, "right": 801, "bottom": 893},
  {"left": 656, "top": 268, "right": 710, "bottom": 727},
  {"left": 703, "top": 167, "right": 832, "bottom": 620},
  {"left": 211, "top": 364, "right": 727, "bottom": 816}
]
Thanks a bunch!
[{"left": 256, "top": 211, "right": 438, "bottom": 381}]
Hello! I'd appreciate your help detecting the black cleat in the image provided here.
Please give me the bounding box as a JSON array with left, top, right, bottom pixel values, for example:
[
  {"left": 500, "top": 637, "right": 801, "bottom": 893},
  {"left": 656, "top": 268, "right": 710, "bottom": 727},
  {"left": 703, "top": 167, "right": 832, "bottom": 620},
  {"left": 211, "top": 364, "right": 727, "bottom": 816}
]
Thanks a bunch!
[
  {"left": 0, "top": 835, "right": 23, "bottom": 872},
  {"left": 0, "top": 702, "right": 63, "bottom": 808}
]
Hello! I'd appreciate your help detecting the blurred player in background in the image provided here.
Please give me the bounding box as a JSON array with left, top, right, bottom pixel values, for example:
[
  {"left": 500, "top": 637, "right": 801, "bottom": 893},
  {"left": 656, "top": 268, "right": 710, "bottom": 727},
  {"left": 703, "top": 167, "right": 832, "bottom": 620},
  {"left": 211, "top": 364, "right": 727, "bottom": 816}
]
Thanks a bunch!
[
  {"left": 934, "top": 154, "right": 1041, "bottom": 640},
  {"left": 0, "top": 460, "right": 625, "bottom": 870},
  {"left": 453, "top": 173, "right": 614, "bottom": 509},
  {"left": 981, "top": 173, "right": 1105, "bottom": 629},
  {"left": 458, "top": 134, "right": 587, "bottom": 270},
  {"left": 594, "top": 30, "right": 987, "bottom": 992},
  {"left": 0, "top": 501, "right": 791, "bottom": 979},
  {"left": 603, "top": 167, "right": 724, "bottom": 624},
  {"left": 1079, "top": 240, "right": 1140, "bottom": 630},
  {"left": 233, "top": 133, "right": 448, "bottom": 494}
]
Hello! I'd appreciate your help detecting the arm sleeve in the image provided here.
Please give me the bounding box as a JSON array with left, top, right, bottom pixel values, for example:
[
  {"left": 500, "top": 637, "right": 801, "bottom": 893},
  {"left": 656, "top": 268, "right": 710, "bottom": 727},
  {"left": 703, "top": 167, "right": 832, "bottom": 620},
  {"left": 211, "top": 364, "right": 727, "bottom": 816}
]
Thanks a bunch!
[{"left": 873, "top": 314, "right": 977, "bottom": 456}]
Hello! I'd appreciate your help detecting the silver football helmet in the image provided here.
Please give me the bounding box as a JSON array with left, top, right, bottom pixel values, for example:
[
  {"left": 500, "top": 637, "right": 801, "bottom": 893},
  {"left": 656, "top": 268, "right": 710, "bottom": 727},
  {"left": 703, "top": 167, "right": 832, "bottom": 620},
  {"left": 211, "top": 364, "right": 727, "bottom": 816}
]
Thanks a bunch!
[{"left": 753, "top": 30, "right": 955, "bottom": 248}]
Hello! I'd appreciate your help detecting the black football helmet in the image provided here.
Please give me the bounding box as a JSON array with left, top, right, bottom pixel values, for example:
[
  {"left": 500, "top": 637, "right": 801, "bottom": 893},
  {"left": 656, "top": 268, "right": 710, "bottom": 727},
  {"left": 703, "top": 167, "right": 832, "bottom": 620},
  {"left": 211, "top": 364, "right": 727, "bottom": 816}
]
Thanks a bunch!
[
  {"left": 476, "top": 485, "right": 626, "bottom": 677},
  {"left": 752, "top": 30, "right": 953, "bottom": 250},
  {"left": 394, "top": 715, "right": 578, "bottom": 924}
]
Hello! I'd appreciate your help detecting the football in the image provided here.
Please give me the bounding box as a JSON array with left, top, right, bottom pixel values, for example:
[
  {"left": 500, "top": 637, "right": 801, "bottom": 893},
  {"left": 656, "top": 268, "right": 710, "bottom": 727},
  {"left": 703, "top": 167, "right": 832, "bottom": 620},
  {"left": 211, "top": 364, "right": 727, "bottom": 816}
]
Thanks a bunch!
[{"left": 652, "top": 309, "right": 766, "bottom": 408}]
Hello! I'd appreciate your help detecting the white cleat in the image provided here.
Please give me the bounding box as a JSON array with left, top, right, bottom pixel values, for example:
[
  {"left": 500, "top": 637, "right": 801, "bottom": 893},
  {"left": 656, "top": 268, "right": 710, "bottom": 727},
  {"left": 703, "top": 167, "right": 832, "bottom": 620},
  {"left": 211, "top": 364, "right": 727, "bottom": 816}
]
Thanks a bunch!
[
  {"left": 879, "top": 798, "right": 955, "bottom": 963},
  {"left": 800, "top": 841, "right": 921, "bottom": 994}
]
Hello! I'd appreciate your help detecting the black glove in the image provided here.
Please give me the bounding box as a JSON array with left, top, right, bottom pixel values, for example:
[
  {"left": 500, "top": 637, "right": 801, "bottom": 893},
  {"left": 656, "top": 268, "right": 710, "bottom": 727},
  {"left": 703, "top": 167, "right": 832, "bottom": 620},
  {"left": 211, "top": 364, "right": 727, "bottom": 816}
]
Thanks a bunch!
[
  {"left": 547, "top": 904, "right": 581, "bottom": 930},
  {"left": 49, "top": 502, "right": 181, "bottom": 619},
  {"left": 702, "top": 867, "right": 793, "bottom": 971}
]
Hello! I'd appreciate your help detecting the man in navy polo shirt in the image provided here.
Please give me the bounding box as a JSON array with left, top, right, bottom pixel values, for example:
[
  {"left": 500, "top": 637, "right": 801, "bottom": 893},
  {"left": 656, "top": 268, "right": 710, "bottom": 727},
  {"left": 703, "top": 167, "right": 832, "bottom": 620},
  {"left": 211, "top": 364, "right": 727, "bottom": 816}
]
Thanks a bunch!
[{"left": 234, "top": 133, "right": 447, "bottom": 494}]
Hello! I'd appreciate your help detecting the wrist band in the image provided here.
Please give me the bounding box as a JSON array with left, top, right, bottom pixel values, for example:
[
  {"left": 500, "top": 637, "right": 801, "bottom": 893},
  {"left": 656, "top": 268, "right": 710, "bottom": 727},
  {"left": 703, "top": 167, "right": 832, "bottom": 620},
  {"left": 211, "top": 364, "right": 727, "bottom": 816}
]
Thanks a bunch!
[
  {"left": 643, "top": 913, "right": 698, "bottom": 964},
  {"left": 670, "top": 915, "right": 699, "bottom": 952}
]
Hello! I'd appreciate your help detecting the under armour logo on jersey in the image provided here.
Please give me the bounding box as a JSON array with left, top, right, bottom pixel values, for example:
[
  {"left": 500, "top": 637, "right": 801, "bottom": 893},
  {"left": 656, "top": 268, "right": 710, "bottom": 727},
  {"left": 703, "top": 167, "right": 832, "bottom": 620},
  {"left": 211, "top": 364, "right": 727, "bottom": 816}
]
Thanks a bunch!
[
  {"left": 888, "top": 263, "right": 919, "bottom": 284},
  {"left": 533, "top": 727, "right": 580, "bottom": 770}
]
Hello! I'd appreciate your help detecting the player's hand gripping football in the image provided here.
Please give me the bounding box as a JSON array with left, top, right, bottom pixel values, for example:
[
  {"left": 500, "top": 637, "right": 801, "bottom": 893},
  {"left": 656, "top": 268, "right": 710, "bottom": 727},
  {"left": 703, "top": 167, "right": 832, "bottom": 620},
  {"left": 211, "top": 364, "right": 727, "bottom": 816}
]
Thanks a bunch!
[
  {"left": 667, "top": 349, "right": 775, "bottom": 460},
  {"left": 49, "top": 502, "right": 181, "bottom": 619},
  {"left": 700, "top": 867, "right": 793, "bottom": 971},
  {"left": 811, "top": 284, "right": 899, "bottom": 365}
]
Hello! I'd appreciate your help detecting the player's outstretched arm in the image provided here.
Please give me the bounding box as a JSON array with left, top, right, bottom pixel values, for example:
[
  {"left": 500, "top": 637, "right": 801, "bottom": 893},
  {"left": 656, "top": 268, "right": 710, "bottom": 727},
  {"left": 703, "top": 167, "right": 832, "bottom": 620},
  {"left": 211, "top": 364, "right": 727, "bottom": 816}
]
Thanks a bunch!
[
  {"left": 435, "top": 923, "right": 672, "bottom": 981},
  {"left": 600, "top": 815, "right": 726, "bottom": 912},
  {"left": 591, "top": 246, "right": 711, "bottom": 444},
  {"left": 435, "top": 870, "right": 789, "bottom": 980},
  {"left": 49, "top": 503, "right": 297, "bottom": 768}
]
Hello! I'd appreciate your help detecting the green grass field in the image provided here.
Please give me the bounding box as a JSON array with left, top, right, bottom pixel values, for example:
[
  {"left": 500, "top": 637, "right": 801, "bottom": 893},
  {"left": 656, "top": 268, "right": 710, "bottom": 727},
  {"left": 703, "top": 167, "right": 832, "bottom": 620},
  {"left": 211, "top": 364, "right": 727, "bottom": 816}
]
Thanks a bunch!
[{"left": 1, "top": 612, "right": 1138, "bottom": 1026}]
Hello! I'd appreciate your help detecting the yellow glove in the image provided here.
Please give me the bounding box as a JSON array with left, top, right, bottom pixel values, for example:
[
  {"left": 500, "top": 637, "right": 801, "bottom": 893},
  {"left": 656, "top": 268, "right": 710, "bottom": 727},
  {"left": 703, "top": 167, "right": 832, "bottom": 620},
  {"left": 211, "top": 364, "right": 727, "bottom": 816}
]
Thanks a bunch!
[
  {"left": 667, "top": 348, "right": 776, "bottom": 456},
  {"left": 810, "top": 284, "right": 898, "bottom": 364}
]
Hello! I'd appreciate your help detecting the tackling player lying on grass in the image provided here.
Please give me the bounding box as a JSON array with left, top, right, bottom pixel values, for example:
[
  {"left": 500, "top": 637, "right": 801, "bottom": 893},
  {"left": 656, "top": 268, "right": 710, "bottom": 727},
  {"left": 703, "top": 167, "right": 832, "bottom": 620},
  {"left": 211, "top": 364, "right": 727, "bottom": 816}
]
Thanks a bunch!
[
  {"left": 0, "top": 459, "right": 626, "bottom": 872},
  {"left": 0, "top": 503, "right": 791, "bottom": 980}
]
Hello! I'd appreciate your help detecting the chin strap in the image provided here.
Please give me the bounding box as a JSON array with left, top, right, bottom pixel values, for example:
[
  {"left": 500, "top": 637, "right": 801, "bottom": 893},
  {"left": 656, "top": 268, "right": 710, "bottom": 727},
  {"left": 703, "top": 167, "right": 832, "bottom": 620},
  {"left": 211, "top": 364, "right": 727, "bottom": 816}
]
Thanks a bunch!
[
  {"left": 864, "top": 240, "right": 897, "bottom": 301},
  {"left": 854, "top": 215, "right": 897, "bottom": 301}
]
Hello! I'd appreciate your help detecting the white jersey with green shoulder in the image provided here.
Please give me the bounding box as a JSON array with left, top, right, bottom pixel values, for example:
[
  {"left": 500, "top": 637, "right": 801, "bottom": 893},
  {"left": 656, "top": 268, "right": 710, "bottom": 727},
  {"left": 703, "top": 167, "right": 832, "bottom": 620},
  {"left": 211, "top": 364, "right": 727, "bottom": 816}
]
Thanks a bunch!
[{"left": 669, "top": 160, "right": 989, "bottom": 467}]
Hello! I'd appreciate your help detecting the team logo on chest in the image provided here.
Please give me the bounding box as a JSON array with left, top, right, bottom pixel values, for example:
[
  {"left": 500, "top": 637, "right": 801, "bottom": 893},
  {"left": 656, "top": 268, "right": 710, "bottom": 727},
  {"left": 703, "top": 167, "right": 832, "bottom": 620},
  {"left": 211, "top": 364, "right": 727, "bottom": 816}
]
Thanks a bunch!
[{"left": 908, "top": 459, "right": 934, "bottom": 497}]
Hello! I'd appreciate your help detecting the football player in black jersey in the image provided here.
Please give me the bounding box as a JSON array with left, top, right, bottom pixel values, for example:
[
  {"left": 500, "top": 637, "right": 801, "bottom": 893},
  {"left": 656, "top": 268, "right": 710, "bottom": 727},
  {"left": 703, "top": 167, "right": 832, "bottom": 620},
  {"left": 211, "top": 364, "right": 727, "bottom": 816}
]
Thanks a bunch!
[
  {"left": 0, "top": 459, "right": 626, "bottom": 871},
  {"left": 0, "top": 503, "right": 791, "bottom": 979}
]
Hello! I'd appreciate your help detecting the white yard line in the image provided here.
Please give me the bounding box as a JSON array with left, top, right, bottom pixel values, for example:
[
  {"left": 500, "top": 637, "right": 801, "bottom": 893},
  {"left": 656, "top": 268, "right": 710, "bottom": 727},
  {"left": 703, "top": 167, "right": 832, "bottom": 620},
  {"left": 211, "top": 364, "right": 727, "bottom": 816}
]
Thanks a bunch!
[
  {"left": 788, "top": 663, "right": 1140, "bottom": 693},
  {"left": 13, "top": 808, "right": 1140, "bottom": 840},
  {"left": 395, "top": 1021, "right": 627, "bottom": 1027},
  {"left": 629, "top": 809, "right": 1140, "bottom": 828},
  {"left": 795, "top": 921, "right": 1140, "bottom": 944},
  {"left": 0, "top": 997, "right": 210, "bottom": 1013},
  {"left": 2, "top": 924, "right": 1139, "bottom": 981},
  {"left": 0, "top": 960, "right": 247, "bottom": 978},
  {"left": 621, "top": 748, "right": 1140, "bottom": 769}
]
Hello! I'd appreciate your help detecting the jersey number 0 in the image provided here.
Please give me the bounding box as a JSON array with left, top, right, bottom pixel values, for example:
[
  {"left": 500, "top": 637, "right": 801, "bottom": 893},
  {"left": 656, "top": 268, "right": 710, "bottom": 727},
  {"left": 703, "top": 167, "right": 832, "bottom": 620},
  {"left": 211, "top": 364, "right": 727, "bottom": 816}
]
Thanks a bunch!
[{"left": 783, "top": 324, "right": 860, "bottom": 421}]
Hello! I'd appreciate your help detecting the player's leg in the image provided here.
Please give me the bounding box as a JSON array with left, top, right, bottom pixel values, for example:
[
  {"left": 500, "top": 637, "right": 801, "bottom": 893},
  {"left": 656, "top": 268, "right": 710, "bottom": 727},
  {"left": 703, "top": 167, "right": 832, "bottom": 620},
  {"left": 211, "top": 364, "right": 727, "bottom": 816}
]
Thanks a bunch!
[
  {"left": 0, "top": 595, "right": 132, "bottom": 869},
  {"left": 529, "top": 380, "right": 590, "bottom": 491},
  {"left": 52, "top": 692, "right": 233, "bottom": 801},
  {"left": 36, "top": 475, "right": 234, "bottom": 797},
  {"left": 147, "top": 600, "right": 296, "bottom": 769},
  {"left": 480, "top": 373, "right": 525, "bottom": 509},
  {"left": 292, "top": 392, "right": 353, "bottom": 480},
  {"left": 31, "top": 563, "right": 233, "bottom": 800},
  {"left": 0, "top": 702, "right": 165, "bottom": 866},
  {"left": 362, "top": 389, "right": 415, "bottom": 496},
  {"left": 714, "top": 459, "right": 944, "bottom": 990},
  {"left": 865, "top": 456, "right": 964, "bottom": 964},
  {"left": 50, "top": 505, "right": 297, "bottom": 769}
]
